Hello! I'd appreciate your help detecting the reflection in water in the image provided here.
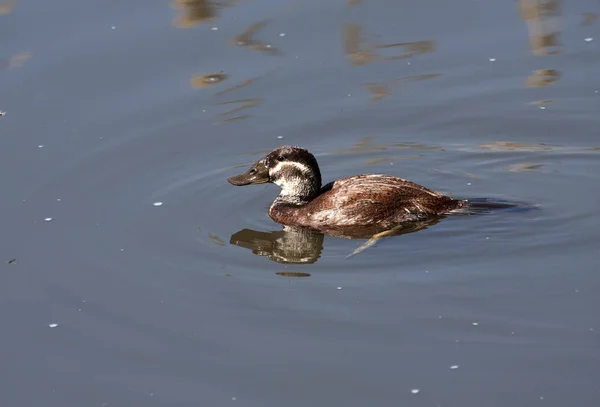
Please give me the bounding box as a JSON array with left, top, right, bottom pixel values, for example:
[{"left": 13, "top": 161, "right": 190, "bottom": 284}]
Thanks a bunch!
[
  {"left": 581, "top": 13, "right": 597, "bottom": 26},
  {"left": 518, "top": 0, "right": 561, "bottom": 55},
  {"left": 525, "top": 69, "right": 560, "bottom": 87},
  {"left": 230, "top": 227, "right": 324, "bottom": 264},
  {"left": 276, "top": 272, "right": 311, "bottom": 278},
  {"left": 347, "top": 0, "right": 363, "bottom": 6},
  {"left": 190, "top": 72, "right": 228, "bottom": 88},
  {"left": 478, "top": 141, "right": 557, "bottom": 152},
  {"left": 344, "top": 23, "right": 436, "bottom": 66},
  {"left": 364, "top": 73, "right": 441, "bottom": 102},
  {"left": 231, "top": 218, "right": 440, "bottom": 264},
  {"left": 503, "top": 163, "right": 545, "bottom": 172},
  {"left": 333, "top": 136, "right": 445, "bottom": 156},
  {"left": 215, "top": 98, "right": 261, "bottom": 123},
  {"left": 208, "top": 232, "right": 225, "bottom": 246},
  {"left": 171, "top": 0, "right": 239, "bottom": 27},
  {"left": 232, "top": 20, "right": 278, "bottom": 55},
  {"left": 0, "top": 0, "right": 12, "bottom": 14}
]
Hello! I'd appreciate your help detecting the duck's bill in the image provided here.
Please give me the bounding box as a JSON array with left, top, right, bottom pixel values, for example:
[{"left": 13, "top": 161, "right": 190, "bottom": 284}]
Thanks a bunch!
[{"left": 227, "top": 164, "right": 270, "bottom": 186}]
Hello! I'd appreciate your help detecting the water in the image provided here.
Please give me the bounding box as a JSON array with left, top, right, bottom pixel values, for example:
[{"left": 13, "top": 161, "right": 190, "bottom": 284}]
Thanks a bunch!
[{"left": 1, "top": 0, "right": 599, "bottom": 406}]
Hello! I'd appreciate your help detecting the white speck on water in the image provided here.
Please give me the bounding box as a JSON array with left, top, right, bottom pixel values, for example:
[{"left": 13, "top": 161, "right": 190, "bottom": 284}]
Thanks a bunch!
[
  {"left": 485, "top": 236, "right": 490, "bottom": 240},
  {"left": 232, "top": 397, "right": 237, "bottom": 401},
  {"left": 48, "top": 323, "right": 58, "bottom": 328},
  {"left": 153, "top": 202, "right": 163, "bottom": 207},
  {"left": 44, "top": 217, "right": 53, "bottom": 222},
  {"left": 467, "top": 182, "right": 472, "bottom": 186},
  {"left": 472, "top": 322, "right": 479, "bottom": 326},
  {"left": 265, "top": 44, "right": 272, "bottom": 48},
  {"left": 56, "top": 198, "right": 61, "bottom": 202},
  {"left": 511, "top": 331, "right": 515, "bottom": 335},
  {"left": 489, "top": 58, "right": 496, "bottom": 62},
  {"left": 0, "top": 110, "right": 6, "bottom": 116},
  {"left": 574, "top": 289, "right": 579, "bottom": 293},
  {"left": 425, "top": 270, "right": 429, "bottom": 273},
  {"left": 336, "top": 286, "right": 343, "bottom": 290},
  {"left": 210, "top": 26, "right": 218, "bottom": 31},
  {"left": 202, "top": 109, "right": 207, "bottom": 113},
  {"left": 450, "top": 365, "right": 459, "bottom": 370},
  {"left": 540, "top": 106, "right": 546, "bottom": 110},
  {"left": 149, "top": 393, "right": 155, "bottom": 397},
  {"left": 407, "top": 61, "right": 411, "bottom": 65},
  {"left": 589, "top": 327, "right": 595, "bottom": 332},
  {"left": 78, "top": 308, "right": 82, "bottom": 312},
  {"left": 390, "top": 162, "right": 394, "bottom": 165},
  {"left": 347, "top": 93, "right": 352, "bottom": 97},
  {"left": 38, "top": 144, "right": 44, "bottom": 148},
  {"left": 584, "top": 37, "right": 593, "bottom": 42},
  {"left": 277, "top": 136, "right": 283, "bottom": 139},
  {"left": 438, "top": 316, "right": 443, "bottom": 319},
  {"left": 120, "top": 248, "right": 124, "bottom": 252},
  {"left": 411, "top": 389, "right": 420, "bottom": 394},
  {"left": 111, "top": 26, "right": 116, "bottom": 30},
  {"left": 279, "top": 32, "right": 286, "bottom": 37}
]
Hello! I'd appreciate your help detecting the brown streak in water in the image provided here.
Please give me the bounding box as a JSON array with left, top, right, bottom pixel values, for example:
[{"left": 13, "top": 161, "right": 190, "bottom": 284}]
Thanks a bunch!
[
  {"left": 208, "top": 232, "right": 225, "bottom": 246},
  {"left": 343, "top": 23, "right": 377, "bottom": 66},
  {"left": 503, "top": 163, "right": 545, "bottom": 172},
  {"left": 0, "top": 0, "right": 13, "bottom": 14},
  {"left": 518, "top": 0, "right": 561, "bottom": 55},
  {"left": 276, "top": 272, "right": 311, "bottom": 278},
  {"left": 171, "top": 0, "right": 240, "bottom": 27},
  {"left": 9, "top": 52, "right": 31, "bottom": 69},
  {"left": 214, "top": 77, "right": 260, "bottom": 97},
  {"left": 581, "top": 12, "right": 597, "bottom": 26},
  {"left": 525, "top": 69, "right": 560, "bottom": 87},
  {"left": 364, "top": 74, "right": 441, "bottom": 102},
  {"left": 215, "top": 98, "right": 261, "bottom": 117},
  {"left": 232, "top": 20, "right": 278, "bottom": 55},
  {"left": 190, "top": 72, "right": 228, "bottom": 88}
]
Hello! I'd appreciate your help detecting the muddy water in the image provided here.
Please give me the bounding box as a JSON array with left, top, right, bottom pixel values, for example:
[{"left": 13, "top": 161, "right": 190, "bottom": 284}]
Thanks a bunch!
[{"left": 1, "top": 0, "right": 599, "bottom": 406}]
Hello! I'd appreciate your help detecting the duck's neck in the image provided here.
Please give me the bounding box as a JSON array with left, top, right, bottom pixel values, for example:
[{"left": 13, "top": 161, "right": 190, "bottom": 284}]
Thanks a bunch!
[{"left": 273, "top": 175, "right": 321, "bottom": 206}]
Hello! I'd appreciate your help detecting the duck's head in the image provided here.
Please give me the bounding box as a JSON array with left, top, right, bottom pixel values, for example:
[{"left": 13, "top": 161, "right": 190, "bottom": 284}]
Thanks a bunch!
[{"left": 228, "top": 146, "right": 322, "bottom": 204}]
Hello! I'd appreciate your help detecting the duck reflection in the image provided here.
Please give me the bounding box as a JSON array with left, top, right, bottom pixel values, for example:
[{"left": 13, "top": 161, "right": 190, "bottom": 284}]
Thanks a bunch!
[{"left": 230, "top": 218, "right": 440, "bottom": 264}]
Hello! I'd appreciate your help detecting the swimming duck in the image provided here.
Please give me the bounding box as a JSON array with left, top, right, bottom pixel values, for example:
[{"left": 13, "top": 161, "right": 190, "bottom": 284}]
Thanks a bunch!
[{"left": 227, "top": 146, "right": 467, "bottom": 234}]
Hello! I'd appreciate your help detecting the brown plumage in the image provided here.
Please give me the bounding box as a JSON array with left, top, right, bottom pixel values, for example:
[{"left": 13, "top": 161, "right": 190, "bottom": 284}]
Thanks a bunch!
[{"left": 228, "top": 146, "right": 466, "bottom": 235}]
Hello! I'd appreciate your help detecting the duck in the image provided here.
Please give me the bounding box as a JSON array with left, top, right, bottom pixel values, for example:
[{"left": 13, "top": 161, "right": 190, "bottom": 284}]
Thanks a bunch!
[{"left": 227, "top": 146, "right": 468, "bottom": 235}]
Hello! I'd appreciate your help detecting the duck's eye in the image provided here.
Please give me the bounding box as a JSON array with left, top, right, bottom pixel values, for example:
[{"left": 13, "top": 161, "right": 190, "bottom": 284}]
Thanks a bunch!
[
  {"left": 249, "top": 168, "right": 257, "bottom": 174},
  {"left": 277, "top": 155, "right": 285, "bottom": 161}
]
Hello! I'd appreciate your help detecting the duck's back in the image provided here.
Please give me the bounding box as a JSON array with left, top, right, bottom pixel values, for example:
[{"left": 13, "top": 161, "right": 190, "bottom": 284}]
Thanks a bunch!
[{"left": 299, "top": 174, "right": 465, "bottom": 228}]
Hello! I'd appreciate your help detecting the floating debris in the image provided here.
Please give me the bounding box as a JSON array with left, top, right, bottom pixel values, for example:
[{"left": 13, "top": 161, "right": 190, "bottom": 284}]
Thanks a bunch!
[
  {"left": 336, "top": 286, "right": 343, "bottom": 290},
  {"left": 276, "top": 272, "right": 311, "bottom": 278},
  {"left": 38, "top": 145, "right": 44, "bottom": 148},
  {"left": 584, "top": 37, "right": 594, "bottom": 42},
  {"left": 489, "top": 58, "right": 496, "bottom": 62},
  {"left": 450, "top": 365, "right": 459, "bottom": 370},
  {"left": 472, "top": 322, "right": 479, "bottom": 326},
  {"left": 411, "top": 389, "right": 420, "bottom": 394},
  {"left": 111, "top": 26, "right": 116, "bottom": 30},
  {"left": 153, "top": 202, "right": 163, "bottom": 207},
  {"left": 279, "top": 33, "right": 286, "bottom": 37},
  {"left": 7, "top": 258, "right": 16, "bottom": 265},
  {"left": 44, "top": 217, "right": 53, "bottom": 222},
  {"left": 277, "top": 136, "right": 283, "bottom": 139},
  {"left": 210, "top": 26, "right": 218, "bottom": 31},
  {"left": 48, "top": 323, "right": 59, "bottom": 328}
]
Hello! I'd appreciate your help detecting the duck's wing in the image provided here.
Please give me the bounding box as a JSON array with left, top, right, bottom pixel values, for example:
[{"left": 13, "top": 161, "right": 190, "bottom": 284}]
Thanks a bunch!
[{"left": 307, "top": 174, "right": 453, "bottom": 226}]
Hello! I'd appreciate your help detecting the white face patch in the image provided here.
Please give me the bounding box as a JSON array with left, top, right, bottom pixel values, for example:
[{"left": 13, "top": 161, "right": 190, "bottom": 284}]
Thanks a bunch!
[
  {"left": 270, "top": 161, "right": 316, "bottom": 203},
  {"left": 270, "top": 160, "right": 311, "bottom": 176}
]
